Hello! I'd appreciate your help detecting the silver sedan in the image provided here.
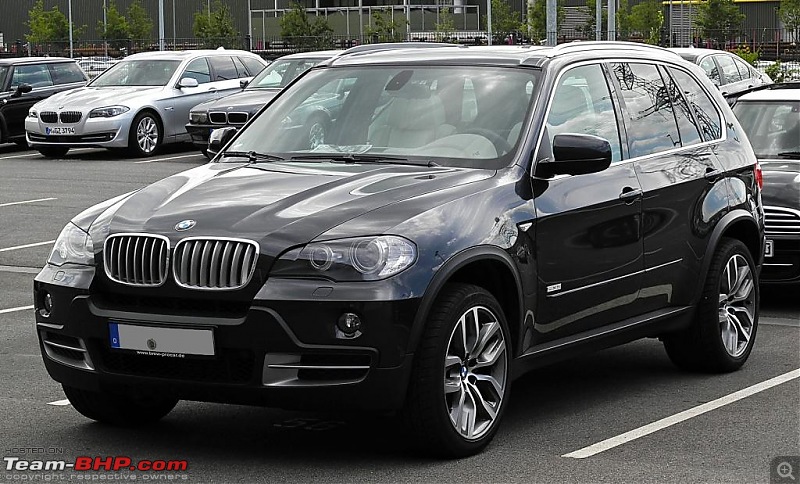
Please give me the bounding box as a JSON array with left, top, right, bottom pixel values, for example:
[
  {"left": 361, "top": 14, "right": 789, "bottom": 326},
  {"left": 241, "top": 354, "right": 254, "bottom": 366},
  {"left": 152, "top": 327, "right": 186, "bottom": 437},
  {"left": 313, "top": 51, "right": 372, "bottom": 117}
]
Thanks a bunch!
[{"left": 26, "top": 49, "right": 267, "bottom": 157}]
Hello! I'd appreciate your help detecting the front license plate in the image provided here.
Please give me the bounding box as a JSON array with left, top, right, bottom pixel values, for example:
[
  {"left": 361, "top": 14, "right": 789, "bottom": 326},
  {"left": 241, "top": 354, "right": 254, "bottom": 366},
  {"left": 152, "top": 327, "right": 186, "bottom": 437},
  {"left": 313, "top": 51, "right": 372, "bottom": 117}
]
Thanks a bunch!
[
  {"left": 109, "top": 322, "right": 214, "bottom": 356},
  {"left": 45, "top": 126, "right": 75, "bottom": 135},
  {"left": 765, "top": 239, "right": 773, "bottom": 258}
]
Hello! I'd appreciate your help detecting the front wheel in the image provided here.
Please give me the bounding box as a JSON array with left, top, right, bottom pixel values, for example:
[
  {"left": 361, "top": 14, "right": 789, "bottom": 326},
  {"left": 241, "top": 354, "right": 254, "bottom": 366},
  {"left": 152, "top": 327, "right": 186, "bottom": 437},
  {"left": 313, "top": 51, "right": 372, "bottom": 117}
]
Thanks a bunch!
[
  {"left": 128, "top": 112, "right": 162, "bottom": 157},
  {"left": 663, "top": 238, "right": 759, "bottom": 373},
  {"left": 63, "top": 385, "right": 178, "bottom": 425},
  {"left": 402, "top": 283, "right": 510, "bottom": 458}
]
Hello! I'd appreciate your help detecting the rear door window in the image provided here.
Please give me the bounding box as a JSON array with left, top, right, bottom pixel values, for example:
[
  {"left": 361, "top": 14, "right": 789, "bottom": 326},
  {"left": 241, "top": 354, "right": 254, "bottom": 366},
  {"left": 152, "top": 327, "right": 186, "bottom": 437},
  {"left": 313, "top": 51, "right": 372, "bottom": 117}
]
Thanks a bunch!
[
  {"left": 49, "top": 62, "right": 87, "bottom": 84},
  {"left": 715, "top": 55, "right": 742, "bottom": 84},
  {"left": 661, "top": 66, "right": 702, "bottom": 147},
  {"left": 668, "top": 67, "right": 722, "bottom": 142},
  {"left": 210, "top": 56, "right": 238, "bottom": 81}
]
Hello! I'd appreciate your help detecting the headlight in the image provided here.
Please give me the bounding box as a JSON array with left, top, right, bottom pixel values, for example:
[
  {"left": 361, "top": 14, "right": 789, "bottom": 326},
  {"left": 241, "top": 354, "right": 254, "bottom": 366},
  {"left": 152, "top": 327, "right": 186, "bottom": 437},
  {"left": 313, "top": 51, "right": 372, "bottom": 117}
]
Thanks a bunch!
[
  {"left": 271, "top": 236, "right": 416, "bottom": 281},
  {"left": 28, "top": 109, "right": 38, "bottom": 119},
  {"left": 89, "top": 105, "right": 130, "bottom": 118},
  {"left": 47, "top": 223, "right": 94, "bottom": 266},
  {"left": 189, "top": 111, "right": 208, "bottom": 124}
]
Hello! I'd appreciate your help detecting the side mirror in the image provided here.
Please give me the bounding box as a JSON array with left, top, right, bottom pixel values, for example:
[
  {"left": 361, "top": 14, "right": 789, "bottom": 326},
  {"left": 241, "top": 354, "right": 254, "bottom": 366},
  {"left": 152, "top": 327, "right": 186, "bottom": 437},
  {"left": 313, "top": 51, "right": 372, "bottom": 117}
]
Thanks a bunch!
[
  {"left": 536, "top": 133, "right": 612, "bottom": 177},
  {"left": 239, "top": 79, "right": 249, "bottom": 89},
  {"left": 207, "top": 127, "right": 238, "bottom": 158},
  {"left": 178, "top": 77, "right": 199, "bottom": 89},
  {"left": 12, "top": 83, "right": 33, "bottom": 97}
]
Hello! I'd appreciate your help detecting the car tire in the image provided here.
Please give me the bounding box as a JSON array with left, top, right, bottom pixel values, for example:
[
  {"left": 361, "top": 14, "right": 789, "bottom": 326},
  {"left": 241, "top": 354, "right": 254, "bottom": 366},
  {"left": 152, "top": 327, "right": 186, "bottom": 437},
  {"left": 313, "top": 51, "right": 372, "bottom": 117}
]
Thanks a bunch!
[
  {"left": 62, "top": 385, "right": 178, "bottom": 425},
  {"left": 13, "top": 139, "right": 29, "bottom": 149},
  {"left": 306, "top": 115, "right": 328, "bottom": 150},
  {"left": 201, "top": 148, "right": 211, "bottom": 159},
  {"left": 401, "top": 283, "right": 511, "bottom": 458},
  {"left": 37, "top": 146, "right": 70, "bottom": 158},
  {"left": 663, "top": 238, "right": 759, "bottom": 373},
  {"left": 128, "top": 111, "right": 162, "bottom": 157}
]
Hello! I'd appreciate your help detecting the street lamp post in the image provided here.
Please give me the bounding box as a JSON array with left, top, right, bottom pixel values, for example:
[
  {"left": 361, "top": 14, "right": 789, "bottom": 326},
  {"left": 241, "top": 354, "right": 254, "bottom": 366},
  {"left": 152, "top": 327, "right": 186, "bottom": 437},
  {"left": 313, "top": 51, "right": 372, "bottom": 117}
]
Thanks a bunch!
[
  {"left": 103, "top": 0, "right": 108, "bottom": 57},
  {"left": 158, "top": 0, "right": 165, "bottom": 51}
]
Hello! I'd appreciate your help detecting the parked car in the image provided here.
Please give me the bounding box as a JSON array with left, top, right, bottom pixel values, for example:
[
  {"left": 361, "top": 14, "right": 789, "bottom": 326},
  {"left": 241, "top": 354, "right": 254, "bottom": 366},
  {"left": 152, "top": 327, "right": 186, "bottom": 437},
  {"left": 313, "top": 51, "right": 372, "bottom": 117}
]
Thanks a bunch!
[
  {"left": 0, "top": 57, "right": 88, "bottom": 148},
  {"left": 671, "top": 48, "right": 772, "bottom": 104},
  {"left": 25, "top": 50, "right": 268, "bottom": 157},
  {"left": 34, "top": 42, "right": 764, "bottom": 458},
  {"left": 733, "top": 83, "right": 800, "bottom": 284},
  {"left": 75, "top": 57, "right": 118, "bottom": 80},
  {"left": 186, "top": 50, "right": 339, "bottom": 157}
]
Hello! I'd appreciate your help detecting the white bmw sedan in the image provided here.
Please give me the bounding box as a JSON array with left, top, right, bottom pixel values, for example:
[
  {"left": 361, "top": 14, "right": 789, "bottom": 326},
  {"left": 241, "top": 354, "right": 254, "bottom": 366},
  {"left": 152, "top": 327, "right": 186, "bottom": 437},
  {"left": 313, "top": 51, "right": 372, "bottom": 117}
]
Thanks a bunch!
[{"left": 26, "top": 50, "right": 267, "bottom": 157}]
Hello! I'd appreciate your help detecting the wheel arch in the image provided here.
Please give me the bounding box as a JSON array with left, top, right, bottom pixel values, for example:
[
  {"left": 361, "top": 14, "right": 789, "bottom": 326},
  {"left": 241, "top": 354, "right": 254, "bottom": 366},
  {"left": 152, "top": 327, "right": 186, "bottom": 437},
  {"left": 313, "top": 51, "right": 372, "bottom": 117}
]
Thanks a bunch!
[{"left": 408, "top": 246, "right": 524, "bottom": 358}]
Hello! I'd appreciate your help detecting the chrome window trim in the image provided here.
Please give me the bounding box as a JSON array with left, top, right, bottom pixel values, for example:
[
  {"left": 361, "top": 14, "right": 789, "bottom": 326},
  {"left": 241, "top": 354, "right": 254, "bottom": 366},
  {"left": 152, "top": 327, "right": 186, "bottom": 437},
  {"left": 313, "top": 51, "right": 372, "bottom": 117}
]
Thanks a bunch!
[
  {"left": 171, "top": 236, "right": 260, "bottom": 291},
  {"left": 103, "top": 233, "right": 171, "bottom": 288}
]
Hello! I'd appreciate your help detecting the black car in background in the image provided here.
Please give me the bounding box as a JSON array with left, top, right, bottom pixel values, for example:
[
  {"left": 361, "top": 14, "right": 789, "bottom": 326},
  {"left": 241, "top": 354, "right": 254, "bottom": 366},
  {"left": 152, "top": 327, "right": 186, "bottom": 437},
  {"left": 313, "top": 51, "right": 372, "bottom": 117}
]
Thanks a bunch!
[
  {"left": 733, "top": 83, "right": 800, "bottom": 284},
  {"left": 186, "top": 50, "right": 339, "bottom": 157},
  {"left": 35, "top": 42, "right": 764, "bottom": 458},
  {"left": 0, "top": 57, "right": 88, "bottom": 147}
]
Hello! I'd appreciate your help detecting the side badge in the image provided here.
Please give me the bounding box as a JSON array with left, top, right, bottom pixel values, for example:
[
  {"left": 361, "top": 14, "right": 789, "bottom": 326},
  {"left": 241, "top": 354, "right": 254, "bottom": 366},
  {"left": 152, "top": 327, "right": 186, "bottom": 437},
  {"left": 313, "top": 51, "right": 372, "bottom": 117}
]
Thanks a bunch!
[{"left": 174, "top": 219, "right": 196, "bottom": 231}]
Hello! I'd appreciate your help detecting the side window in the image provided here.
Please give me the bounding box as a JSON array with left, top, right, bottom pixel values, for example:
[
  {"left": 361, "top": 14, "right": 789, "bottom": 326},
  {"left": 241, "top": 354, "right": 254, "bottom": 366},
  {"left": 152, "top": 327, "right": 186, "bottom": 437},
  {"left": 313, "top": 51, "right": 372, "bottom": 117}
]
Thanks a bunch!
[
  {"left": 611, "top": 62, "right": 680, "bottom": 158},
  {"left": 241, "top": 57, "right": 266, "bottom": 77},
  {"left": 732, "top": 57, "right": 753, "bottom": 80},
  {"left": 232, "top": 56, "right": 249, "bottom": 77},
  {"left": 10, "top": 64, "right": 54, "bottom": 88},
  {"left": 49, "top": 62, "right": 87, "bottom": 84},
  {"left": 546, "top": 64, "right": 622, "bottom": 162},
  {"left": 699, "top": 57, "right": 720, "bottom": 86},
  {"left": 181, "top": 58, "right": 211, "bottom": 84},
  {"left": 661, "top": 66, "right": 702, "bottom": 147},
  {"left": 668, "top": 67, "right": 722, "bottom": 141},
  {"left": 209, "top": 56, "right": 238, "bottom": 81},
  {"left": 715, "top": 55, "right": 741, "bottom": 84}
]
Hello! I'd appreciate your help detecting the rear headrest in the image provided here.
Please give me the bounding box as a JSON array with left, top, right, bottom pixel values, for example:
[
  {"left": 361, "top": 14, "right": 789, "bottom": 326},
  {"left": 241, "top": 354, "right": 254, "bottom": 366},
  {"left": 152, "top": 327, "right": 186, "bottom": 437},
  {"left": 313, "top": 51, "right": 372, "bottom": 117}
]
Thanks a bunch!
[{"left": 549, "top": 85, "right": 587, "bottom": 126}]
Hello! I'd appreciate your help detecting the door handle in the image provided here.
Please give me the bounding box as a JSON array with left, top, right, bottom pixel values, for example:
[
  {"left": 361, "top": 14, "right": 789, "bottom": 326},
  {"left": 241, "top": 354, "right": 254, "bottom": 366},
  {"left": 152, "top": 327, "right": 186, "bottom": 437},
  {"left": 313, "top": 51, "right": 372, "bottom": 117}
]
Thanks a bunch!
[
  {"left": 704, "top": 167, "right": 723, "bottom": 181},
  {"left": 619, "top": 187, "right": 642, "bottom": 203},
  {"left": 207, "top": 87, "right": 217, "bottom": 91}
]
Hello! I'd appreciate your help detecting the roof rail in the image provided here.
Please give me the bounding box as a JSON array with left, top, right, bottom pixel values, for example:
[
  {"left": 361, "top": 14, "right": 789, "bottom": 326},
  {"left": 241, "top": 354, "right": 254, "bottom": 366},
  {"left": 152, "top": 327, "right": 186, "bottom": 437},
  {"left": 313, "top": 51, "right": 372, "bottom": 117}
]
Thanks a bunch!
[
  {"left": 339, "top": 42, "right": 462, "bottom": 57},
  {"left": 548, "top": 41, "right": 681, "bottom": 59}
]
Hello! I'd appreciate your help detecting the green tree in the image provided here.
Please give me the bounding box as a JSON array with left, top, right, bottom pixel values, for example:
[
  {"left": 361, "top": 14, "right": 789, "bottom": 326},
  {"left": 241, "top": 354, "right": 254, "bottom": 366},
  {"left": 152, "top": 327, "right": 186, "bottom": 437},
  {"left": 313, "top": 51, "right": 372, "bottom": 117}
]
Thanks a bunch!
[
  {"left": 97, "top": 1, "right": 129, "bottom": 47},
  {"left": 26, "top": 0, "right": 83, "bottom": 44},
  {"left": 127, "top": 0, "right": 153, "bottom": 41},
  {"left": 484, "top": 0, "right": 522, "bottom": 44},
  {"left": 628, "top": 0, "right": 663, "bottom": 45},
  {"left": 364, "top": 10, "right": 406, "bottom": 43},
  {"left": 279, "top": 1, "right": 333, "bottom": 49},
  {"left": 579, "top": 0, "right": 607, "bottom": 40},
  {"left": 193, "top": 0, "right": 240, "bottom": 48},
  {"left": 616, "top": 0, "right": 632, "bottom": 40},
  {"left": 733, "top": 44, "right": 758, "bottom": 66},
  {"left": 779, "top": 0, "right": 800, "bottom": 43},
  {"left": 435, "top": 7, "right": 457, "bottom": 42},
  {"left": 527, "top": 0, "right": 564, "bottom": 44},
  {"left": 695, "top": 0, "right": 744, "bottom": 46}
]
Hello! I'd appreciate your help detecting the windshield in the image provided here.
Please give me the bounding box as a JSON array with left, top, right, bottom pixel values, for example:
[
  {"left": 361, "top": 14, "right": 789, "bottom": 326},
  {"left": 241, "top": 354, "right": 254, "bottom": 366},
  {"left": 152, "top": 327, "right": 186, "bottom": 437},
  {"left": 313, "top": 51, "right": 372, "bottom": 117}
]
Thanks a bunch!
[
  {"left": 734, "top": 101, "right": 800, "bottom": 158},
  {"left": 247, "top": 57, "right": 326, "bottom": 90},
  {"left": 0, "top": 66, "right": 8, "bottom": 90},
  {"left": 227, "top": 65, "right": 540, "bottom": 169},
  {"left": 90, "top": 59, "right": 181, "bottom": 87}
]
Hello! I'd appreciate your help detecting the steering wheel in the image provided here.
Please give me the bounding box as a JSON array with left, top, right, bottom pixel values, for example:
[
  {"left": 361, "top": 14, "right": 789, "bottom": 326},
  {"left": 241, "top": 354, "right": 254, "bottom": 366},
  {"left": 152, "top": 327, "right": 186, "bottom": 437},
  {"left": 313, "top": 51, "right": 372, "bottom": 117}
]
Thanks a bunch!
[{"left": 459, "top": 127, "right": 513, "bottom": 155}]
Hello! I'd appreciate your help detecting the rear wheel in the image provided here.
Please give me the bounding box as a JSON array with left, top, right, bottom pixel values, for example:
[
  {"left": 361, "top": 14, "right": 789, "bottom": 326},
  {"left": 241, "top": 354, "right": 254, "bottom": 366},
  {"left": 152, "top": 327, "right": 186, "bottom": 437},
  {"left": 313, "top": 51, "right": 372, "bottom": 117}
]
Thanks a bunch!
[
  {"left": 37, "top": 146, "right": 70, "bottom": 158},
  {"left": 402, "top": 283, "right": 510, "bottom": 458},
  {"left": 663, "top": 238, "right": 759, "bottom": 373},
  {"left": 128, "top": 111, "right": 162, "bottom": 157},
  {"left": 63, "top": 385, "right": 177, "bottom": 425}
]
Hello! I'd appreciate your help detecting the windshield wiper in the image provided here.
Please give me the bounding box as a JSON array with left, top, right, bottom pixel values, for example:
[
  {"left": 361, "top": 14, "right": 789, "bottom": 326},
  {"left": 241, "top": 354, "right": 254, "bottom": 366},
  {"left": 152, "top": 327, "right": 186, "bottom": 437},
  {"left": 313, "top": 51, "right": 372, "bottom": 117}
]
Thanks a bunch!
[
  {"left": 777, "top": 152, "right": 800, "bottom": 159},
  {"left": 220, "top": 151, "right": 285, "bottom": 163},
  {"left": 290, "top": 153, "right": 439, "bottom": 167}
]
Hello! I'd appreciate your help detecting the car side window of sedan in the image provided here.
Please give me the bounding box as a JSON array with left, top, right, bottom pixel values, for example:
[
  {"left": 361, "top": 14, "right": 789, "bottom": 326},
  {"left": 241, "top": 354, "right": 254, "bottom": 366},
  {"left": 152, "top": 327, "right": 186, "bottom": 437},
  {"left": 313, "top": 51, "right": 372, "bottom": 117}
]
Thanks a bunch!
[
  {"left": 49, "top": 62, "right": 87, "bottom": 85},
  {"left": 732, "top": 57, "right": 754, "bottom": 81},
  {"left": 210, "top": 56, "right": 238, "bottom": 81},
  {"left": 546, "top": 63, "right": 622, "bottom": 162},
  {"left": 699, "top": 57, "right": 720, "bottom": 86},
  {"left": 667, "top": 67, "right": 722, "bottom": 142},
  {"left": 715, "top": 55, "right": 741, "bottom": 85},
  {"left": 182, "top": 58, "right": 211, "bottom": 84},
  {"left": 10, "top": 64, "right": 54, "bottom": 89},
  {"left": 240, "top": 56, "right": 266, "bottom": 77}
]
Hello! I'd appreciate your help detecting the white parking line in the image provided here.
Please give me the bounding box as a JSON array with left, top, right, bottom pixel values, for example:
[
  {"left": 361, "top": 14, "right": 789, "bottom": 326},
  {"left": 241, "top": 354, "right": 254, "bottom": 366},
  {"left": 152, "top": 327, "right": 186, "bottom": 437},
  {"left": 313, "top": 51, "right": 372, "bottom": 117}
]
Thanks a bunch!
[
  {"left": 0, "top": 197, "right": 57, "bottom": 208},
  {"left": 0, "top": 240, "right": 55, "bottom": 252},
  {"left": 134, "top": 153, "right": 201, "bottom": 164},
  {"left": 0, "top": 305, "right": 34, "bottom": 315},
  {"left": 563, "top": 368, "right": 800, "bottom": 459},
  {"left": 47, "top": 399, "right": 71, "bottom": 406},
  {"left": 0, "top": 148, "right": 95, "bottom": 161}
]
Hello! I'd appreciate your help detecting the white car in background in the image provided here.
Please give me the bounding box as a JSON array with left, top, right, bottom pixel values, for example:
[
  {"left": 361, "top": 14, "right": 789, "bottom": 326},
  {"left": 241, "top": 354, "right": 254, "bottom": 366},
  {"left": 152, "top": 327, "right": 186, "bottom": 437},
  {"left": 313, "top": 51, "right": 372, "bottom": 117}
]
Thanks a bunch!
[
  {"left": 26, "top": 49, "right": 268, "bottom": 157},
  {"left": 671, "top": 48, "right": 772, "bottom": 103}
]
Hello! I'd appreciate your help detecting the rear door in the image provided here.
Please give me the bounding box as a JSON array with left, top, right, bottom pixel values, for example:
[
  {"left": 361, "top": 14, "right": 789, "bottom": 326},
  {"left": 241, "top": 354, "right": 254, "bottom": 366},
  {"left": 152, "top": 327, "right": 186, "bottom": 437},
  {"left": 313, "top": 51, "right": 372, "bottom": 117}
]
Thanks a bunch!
[{"left": 532, "top": 62, "right": 644, "bottom": 342}]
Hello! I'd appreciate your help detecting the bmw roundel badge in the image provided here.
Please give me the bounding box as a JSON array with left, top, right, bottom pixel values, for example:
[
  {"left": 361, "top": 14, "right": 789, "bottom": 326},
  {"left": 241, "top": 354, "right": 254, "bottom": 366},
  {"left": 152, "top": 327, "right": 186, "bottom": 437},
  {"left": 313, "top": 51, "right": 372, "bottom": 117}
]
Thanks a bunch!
[{"left": 174, "top": 219, "right": 196, "bottom": 231}]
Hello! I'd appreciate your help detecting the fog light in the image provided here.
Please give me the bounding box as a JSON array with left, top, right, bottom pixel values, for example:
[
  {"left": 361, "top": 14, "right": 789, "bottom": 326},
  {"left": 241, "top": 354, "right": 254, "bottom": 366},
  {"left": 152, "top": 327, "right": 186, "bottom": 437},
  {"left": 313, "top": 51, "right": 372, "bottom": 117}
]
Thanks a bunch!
[
  {"left": 336, "top": 312, "right": 362, "bottom": 339},
  {"left": 40, "top": 291, "right": 53, "bottom": 317}
]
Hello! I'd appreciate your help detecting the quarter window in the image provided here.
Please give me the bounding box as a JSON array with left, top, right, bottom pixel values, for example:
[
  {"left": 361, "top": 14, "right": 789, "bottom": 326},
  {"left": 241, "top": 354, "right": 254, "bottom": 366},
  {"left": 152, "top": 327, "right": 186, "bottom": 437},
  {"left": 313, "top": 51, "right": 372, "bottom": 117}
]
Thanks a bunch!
[
  {"left": 10, "top": 64, "right": 53, "bottom": 88},
  {"left": 611, "top": 62, "right": 680, "bottom": 158},
  {"left": 546, "top": 64, "right": 622, "bottom": 162},
  {"left": 182, "top": 58, "right": 211, "bottom": 84},
  {"left": 668, "top": 67, "right": 722, "bottom": 141},
  {"left": 240, "top": 56, "right": 266, "bottom": 77}
]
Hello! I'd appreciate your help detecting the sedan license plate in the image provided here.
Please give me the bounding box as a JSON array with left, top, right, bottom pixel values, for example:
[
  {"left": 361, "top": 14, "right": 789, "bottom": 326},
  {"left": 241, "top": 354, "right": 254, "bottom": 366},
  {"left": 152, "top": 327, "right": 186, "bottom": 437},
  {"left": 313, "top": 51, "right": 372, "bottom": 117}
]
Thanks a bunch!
[
  {"left": 765, "top": 239, "right": 773, "bottom": 258},
  {"left": 109, "top": 322, "right": 214, "bottom": 356},
  {"left": 45, "top": 126, "right": 75, "bottom": 135}
]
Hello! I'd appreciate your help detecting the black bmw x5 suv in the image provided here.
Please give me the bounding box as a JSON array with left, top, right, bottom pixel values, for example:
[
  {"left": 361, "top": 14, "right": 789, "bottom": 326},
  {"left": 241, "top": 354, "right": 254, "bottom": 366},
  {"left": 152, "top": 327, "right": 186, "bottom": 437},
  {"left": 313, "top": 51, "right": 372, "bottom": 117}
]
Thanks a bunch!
[{"left": 35, "top": 42, "right": 764, "bottom": 457}]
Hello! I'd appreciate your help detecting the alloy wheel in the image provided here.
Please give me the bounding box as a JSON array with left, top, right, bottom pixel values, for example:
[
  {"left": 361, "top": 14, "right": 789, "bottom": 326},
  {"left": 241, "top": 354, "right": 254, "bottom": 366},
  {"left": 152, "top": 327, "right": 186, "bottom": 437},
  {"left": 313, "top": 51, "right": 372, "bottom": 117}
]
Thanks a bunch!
[
  {"left": 718, "top": 253, "right": 756, "bottom": 357},
  {"left": 136, "top": 116, "right": 159, "bottom": 154}
]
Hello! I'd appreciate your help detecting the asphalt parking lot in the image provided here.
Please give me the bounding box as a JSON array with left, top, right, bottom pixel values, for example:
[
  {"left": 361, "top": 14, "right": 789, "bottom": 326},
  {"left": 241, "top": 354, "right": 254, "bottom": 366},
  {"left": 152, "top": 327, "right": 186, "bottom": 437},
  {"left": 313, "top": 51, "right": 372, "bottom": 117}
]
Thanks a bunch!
[{"left": 0, "top": 142, "right": 798, "bottom": 483}]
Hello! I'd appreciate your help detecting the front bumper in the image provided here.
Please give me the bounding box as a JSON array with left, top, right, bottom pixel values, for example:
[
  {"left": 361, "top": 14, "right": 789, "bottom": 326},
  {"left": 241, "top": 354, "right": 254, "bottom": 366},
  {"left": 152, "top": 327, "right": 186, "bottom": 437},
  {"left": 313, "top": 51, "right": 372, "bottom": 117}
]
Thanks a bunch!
[
  {"left": 25, "top": 112, "right": 133, "bottom": 149},
  {"left": 34, "top": 265, "right": 420, "bottom": 411},
  {"left": 185, "top": 123, "right": 215, "bottom": 149}
]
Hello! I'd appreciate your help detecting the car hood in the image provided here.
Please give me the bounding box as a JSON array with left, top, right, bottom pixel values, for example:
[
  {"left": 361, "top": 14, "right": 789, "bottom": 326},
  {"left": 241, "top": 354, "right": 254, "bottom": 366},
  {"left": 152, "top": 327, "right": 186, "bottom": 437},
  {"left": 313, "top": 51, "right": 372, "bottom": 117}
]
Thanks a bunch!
[
  {"left": 193, "top": 89, "right": 279, "bottom": 113},
  {"left": 35, "top": 86, "right": 163, "bottom": 110},
  {"left": 760, "top": 159, "right": 800, "bottom": 209},
  {"left": 91, "top": 161, "right": 493, "bottom": 254}
]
